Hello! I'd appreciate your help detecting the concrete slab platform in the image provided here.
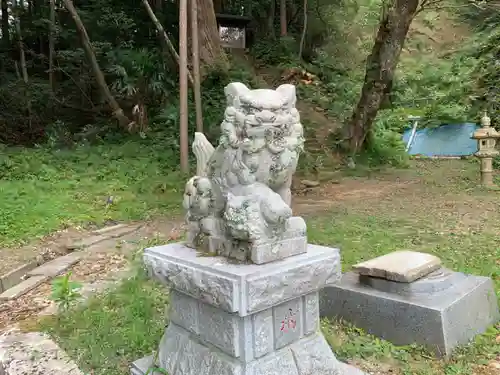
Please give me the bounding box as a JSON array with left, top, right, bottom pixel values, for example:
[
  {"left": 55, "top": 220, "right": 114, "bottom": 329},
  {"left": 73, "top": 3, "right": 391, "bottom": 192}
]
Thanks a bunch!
[{"left": 319, "top": 268, "right": 499, "bottom": 356}]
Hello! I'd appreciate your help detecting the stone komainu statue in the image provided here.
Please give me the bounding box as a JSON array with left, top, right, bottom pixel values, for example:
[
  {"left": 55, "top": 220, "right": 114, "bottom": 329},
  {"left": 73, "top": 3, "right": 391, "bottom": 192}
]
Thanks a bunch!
[{"left": 183, "top": 82, "right": 307, "bottom": 264}]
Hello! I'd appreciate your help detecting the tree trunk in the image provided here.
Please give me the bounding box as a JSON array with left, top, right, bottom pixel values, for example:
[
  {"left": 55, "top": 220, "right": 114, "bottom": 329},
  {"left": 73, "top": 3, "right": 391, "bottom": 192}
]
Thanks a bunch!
[
  {"left": 179, "top": 0, "right": 189, "bottom": 173},
  {"left": 213, "top": 0, "right": 223, "bottom": 13},
  {"left": 196, "top": 0, "right": 228, "bottom": 69},
  {"left": 62, "top": 0, "right": 133, "bottom": 130},
  {"left": 1, "top": 0, "right": 9, "bottom": 48},
  {"left": 298, "top": 0, "right": 307, "bottom": 59},
  {"left": 346, "top": 0, "right": 419, "bottom": 153},
  {"left": 14, "top": 6, "right": 32, "bottom": 128},
  {"left": 280, "top": 0, "right": 287, "bottom": 36},
  {"left": 190, "top": 0, "right": 203, "bottom": 133},
  {"left": 267, "top": 0, "right": 276, "bottom": 39},
  {"left": 49, "top": 0, "right": 55, "bottom": 90}
]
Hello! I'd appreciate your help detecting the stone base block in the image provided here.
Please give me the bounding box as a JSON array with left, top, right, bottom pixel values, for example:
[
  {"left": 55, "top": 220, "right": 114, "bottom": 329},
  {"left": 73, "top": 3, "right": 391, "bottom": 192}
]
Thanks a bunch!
[
  {"left": 186, "top": 216, "right": 308, "bottom": 264},
  {"left": 134, "top": 242, "right": 367, "bottom": 375},
  {"left": 320, "top": 268, "right": 499, "bottom": 356},
  {"left": 131, "top": 325, "right": 365, "bottom": 375},
  {"left": 168, "top": 290, "right": 320, "bottom": 360},
  {"left": 144, "top": 242, "right": 341, "bottom": 316}
]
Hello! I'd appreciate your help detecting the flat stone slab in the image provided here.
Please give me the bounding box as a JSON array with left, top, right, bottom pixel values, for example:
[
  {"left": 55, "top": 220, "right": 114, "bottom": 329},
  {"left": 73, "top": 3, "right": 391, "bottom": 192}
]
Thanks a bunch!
[
  {"left": 353, "top": 250, "right": 442, "bottom": 282},
  {"left": 320, "top": 268, "right": 499, "bottom": 356},
  {"left": 27, "top": 252, "right": 82, "bottom": 278},
  {"left": 0, "top": 261, "right": 39, "bottom": 293},
  {"left": 144, "top": 242, "right": 341, "bottom": 316},
  {"left": 0, "top": 332, "right": 84, "bottom": 375},
  {"left": 66, "top": 234, "right": 109, "bottom": 250},
  {"left": 0, "top": 275, "right": 48, "bottom": 301}
]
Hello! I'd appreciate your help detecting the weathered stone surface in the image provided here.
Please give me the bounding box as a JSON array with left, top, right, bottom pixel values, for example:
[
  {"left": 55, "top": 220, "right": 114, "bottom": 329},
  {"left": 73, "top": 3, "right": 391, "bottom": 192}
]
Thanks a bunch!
[
  {"left": 131, "top": 325, "right": 365, "bottom": 375},
  {"left": 250, "top": 236, "right": 307, "bottom": 264},
  {"left": 132, "top": 326, "right": 364, "bottom": 375},
  {"left": 274, "top": 298, "right": 302, "bottom": 349},
  {"left": 169, "top": 289, "right": 323, "bottom": 360},
  {"left": 252, "top": 308, "right": 273, "bottom": 358},
  {"left": 300, "top": 180, "right": 320, "bottom": 187},
  {"left": 183, "top": 83, "right": 306, "bottom": 264},
  {"left": 353, "top": 250, "right": 442, "bottom": 282},
  {"left": 147, "top": 253, "right": 237, "bottom": 313},
  {"left": 0, "top": 275, "right": 48, "bottom": 301},
  {"left": 250, "top": 217, "right": 307, "bottom": 264},
  {"left": 303, "top": 293, "right": 320, "bottom": 335},
  {"left": 0, "top": 261, "right": 39, "bottom": 293},
  {"left": 320, "top": 269, "right": 499, "bottom": 356},
  {"left": 27, "top": 252, "right": 82, "bottom": 278},
  {"left": 246, "top": 254, "right": 339, "bottom": 313},
  {"left": 144, "top": 242, "right": 341, "bottom": 316},
  {"left": 67, "top": 234, "right": 109, "bottom": 250},
  {"left": 94, "top": 223, "right": 132, "bottom": 236},
  {"left": 0, "top": 332, "right": 84, "bottom": 375}
]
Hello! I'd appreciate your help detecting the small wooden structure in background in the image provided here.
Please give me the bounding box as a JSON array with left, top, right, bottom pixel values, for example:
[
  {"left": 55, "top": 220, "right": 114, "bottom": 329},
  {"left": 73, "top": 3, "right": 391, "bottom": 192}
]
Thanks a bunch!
[{"left": 215, "top": 13, "right": 253, "bottom": 49}]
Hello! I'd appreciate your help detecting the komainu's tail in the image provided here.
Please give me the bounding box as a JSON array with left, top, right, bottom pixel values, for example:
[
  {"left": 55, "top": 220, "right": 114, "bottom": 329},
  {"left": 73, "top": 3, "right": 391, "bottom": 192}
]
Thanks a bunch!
[{"left": 192, "top": 132, "right": 215, "bottom": 177}]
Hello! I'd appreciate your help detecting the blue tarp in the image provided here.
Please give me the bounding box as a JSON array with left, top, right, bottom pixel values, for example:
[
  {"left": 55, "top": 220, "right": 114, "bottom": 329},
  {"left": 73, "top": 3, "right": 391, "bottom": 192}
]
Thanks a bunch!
[{"left": 402, "top": 123, "right": 480, "bottom": 157}]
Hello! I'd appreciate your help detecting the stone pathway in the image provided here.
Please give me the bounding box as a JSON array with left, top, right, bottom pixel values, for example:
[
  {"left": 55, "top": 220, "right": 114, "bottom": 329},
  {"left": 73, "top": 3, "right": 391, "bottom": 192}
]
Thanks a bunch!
[
  {"left": 0, "top": 330, "right": 84, "bottom": 375},
  {"left": 0, "top": 218, "right": 184, "bottom": 375}
]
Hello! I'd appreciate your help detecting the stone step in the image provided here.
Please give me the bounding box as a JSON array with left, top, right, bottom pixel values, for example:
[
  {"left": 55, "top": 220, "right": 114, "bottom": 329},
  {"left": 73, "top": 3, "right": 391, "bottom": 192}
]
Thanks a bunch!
[
  {"left": 27, "top": 252, "right": 82, "bottom": 278},
  {"left": 0, "top": 275, "right": 49, "bottom": 301},
  {"left": 67, "top": 224, "right": 140, "bottom": 250},
  {"left": 0, "top": 253, "right": 83, "bottom": 301},
  {"left": 0, "top": 261, "right": 40, "bottom": 294}
]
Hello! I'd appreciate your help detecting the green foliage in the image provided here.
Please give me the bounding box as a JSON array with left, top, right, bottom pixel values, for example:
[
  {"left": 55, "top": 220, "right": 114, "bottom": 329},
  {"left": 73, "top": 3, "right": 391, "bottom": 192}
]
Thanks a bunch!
[
  {"left": 472, "top": 27, "right": 500, "bottom": 125},
  {"left": 50, "top": 272, "right": 82, "bottom": 311},
  {"left": 251, "top": 36, "right": 299, "bottom": 67},
  {"left": 361, "top": 126, "right": 410, "bottom": 168}
]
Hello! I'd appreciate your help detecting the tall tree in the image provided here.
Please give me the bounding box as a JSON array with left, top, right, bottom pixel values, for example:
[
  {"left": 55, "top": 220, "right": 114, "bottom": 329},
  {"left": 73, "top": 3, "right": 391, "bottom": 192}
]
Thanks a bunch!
[
  {"left": 346, "top": 0, "right": 420, "bottom": 153},
  {"left": 49, "top": 0, "right": 56, "bottom": 90},
  {"left": 280, "top": 0, "right": 287, "bottom": 36},
  {"left": 1, "top": 0, "right": 9, "bottom": 48},
  {"left": 62, "top": 0, "right": 134, "bottom": 130},
  {"left": 196, "top": 0, "right": 228, "bottom": 69}
]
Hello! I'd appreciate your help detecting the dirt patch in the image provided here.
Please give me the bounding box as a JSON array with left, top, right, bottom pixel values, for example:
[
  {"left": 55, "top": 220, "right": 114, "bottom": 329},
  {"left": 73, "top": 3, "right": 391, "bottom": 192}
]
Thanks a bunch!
[
  {"left": 293, "top": 173, "right": 420, "bottom": 215},
  {"left": 0, "top": 218, "right": 183, "bottom": 332}
]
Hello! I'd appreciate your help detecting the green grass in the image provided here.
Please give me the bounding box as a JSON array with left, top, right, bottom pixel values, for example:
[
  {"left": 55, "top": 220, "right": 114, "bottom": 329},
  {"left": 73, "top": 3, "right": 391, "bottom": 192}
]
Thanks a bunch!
[
  {"left": 36, "top": 160, "right": 500, "bottom": 375},
  {"left": 39, "top": 270, "right": 168, "bottom": 375},
  {"left": 0, "top": 135, "right": 185, "bottom": 246}
]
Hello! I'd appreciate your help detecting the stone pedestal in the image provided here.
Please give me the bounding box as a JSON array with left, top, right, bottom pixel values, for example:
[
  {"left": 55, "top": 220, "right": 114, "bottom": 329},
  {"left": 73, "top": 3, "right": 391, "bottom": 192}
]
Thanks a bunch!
[
  {"left": 320, "top": 267, "right": 499, "bottom": 357},
  {"left": 131, "top": 243, "right": 365, "bottom": 375}
]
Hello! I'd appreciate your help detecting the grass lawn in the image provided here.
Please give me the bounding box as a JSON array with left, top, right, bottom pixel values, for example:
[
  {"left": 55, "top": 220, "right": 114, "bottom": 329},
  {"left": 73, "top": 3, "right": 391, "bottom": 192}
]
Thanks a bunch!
[
  {"left": 37, "top": 159, "right": 499, "bottom": 375},
  {"left": 0, "top": 135, "right": 185, "bottom": 248}
]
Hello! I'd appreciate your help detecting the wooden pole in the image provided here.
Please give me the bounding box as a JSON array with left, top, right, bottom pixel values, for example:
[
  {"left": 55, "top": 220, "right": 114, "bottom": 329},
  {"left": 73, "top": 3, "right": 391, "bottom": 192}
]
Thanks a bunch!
[
  {"left": 179, "top": 0, "right": 189, "bottom": 173},
  {"left": 190, "top": 0, "right": 203, "bottom": 133}
]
